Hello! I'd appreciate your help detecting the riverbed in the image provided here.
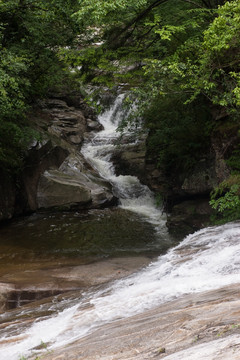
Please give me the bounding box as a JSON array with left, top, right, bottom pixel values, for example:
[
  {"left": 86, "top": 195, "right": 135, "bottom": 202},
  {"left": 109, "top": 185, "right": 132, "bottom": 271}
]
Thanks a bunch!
[{"left": 1, "top": 94, "right": 240, "bottom": 359}]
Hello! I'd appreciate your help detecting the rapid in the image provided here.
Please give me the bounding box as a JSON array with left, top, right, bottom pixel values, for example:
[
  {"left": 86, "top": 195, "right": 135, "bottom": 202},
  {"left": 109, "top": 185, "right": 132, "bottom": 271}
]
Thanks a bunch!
[{"left": 0, "top": 95, "right": 240, "bottom": 360}]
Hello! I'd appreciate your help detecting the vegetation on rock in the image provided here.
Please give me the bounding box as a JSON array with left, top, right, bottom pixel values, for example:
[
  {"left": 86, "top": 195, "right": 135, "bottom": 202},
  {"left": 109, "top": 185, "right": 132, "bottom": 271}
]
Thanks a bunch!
[
  {"left": 1, "top": 0, "right": 240, "bottom": 220},
  {"left": 0, "top": 0, "right": 80, "bottom": 170}
]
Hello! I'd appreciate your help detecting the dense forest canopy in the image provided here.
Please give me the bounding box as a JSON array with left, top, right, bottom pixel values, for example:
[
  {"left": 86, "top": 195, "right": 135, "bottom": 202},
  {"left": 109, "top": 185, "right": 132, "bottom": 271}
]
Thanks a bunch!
[
  {"left": 1, "top": 0, "right": 240, "bottom": 218},
  {"left": 0, "top": 0, "right": 80, "bottom": 168}
]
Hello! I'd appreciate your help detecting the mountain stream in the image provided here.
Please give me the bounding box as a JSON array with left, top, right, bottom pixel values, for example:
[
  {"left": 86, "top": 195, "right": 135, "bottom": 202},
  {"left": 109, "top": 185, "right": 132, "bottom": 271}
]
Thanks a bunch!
[{"left": 0, "top": 95, "right": 240, "bottom": 359}]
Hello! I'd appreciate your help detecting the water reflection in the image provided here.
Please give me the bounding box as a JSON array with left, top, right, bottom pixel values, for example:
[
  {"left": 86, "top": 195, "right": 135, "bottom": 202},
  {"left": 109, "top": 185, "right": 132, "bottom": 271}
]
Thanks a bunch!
[{"left": 0, "top": 208, "right": 174, "bottom": 266}]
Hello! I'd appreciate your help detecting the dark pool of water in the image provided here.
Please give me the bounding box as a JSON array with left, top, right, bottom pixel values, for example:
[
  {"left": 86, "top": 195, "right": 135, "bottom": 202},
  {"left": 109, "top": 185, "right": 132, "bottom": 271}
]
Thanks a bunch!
[{"left": 0, "top": 208, "right": 174, "bottom": 265}]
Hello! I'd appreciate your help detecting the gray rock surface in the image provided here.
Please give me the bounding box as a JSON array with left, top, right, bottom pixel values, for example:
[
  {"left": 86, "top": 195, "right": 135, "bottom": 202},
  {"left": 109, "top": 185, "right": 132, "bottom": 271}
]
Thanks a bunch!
[
  {"left": 0, "top": 97, "right": 115, "bottom": 221},
  {"left": 0, "top": 171, "right": 15, "bottom": 221},
  {"left": 112, "top": 136, "right": 147, "bottom": 179},
  {"left": 167, "top": 198, "right": 214, "bottom": 238},
  {"left": 37, "top": 154, "right": 116, "bottom": 210}
]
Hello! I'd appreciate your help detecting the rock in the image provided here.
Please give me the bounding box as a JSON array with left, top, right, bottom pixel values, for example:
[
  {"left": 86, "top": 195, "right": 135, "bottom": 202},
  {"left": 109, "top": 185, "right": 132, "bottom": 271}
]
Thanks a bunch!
[
  {"left": 0, "top": 255, "right": 151, "bottom": 312},
  {"left": 144, "top": 123, "right": 235, "bottom": 214},
  {"left": 36, "top": 153, "right": 116, "bottom": 210},
  {"left": 23, "top": 140, "right": 69, "bottom": 211},
  {"left": 0, "top": 171, "right": 15, "bottom": 221},
  {"left": 0, "top": 96, "right": 114, "bottom": 223},
  {"left": 167, "top": 198, "right": 214, "bottom": 238},
  {"left": 40, "top": 284, "right": 240, "bottom": 360},
  {"left": 211, "top": 132, "right": 231, "bottom": 184},
  {"left": 181, "top": 159, "right": 217, "bottom": 195},
  {"left": 87, "top": 118, "right": 103, "bottom": 131},
  {"left": 40, "top": 99, "right": 69, "bottom": 110},
  {"left": 37, "top": 170, "right": 92, "bottom": 209},
  {"left": 0, "top": 283, "right": 15, "bottom": 312},
  {"left": 68, "top": 134, "right": 83, "bottom": 144},
  {"left": 47, "top": 108, "right": 87, "bottom": 146},
  {"left": 25, "top": 99, "right": 114, "bottom": 213},
  {"left": 112, "top": 138, "right": 147, "bottom": 180}
]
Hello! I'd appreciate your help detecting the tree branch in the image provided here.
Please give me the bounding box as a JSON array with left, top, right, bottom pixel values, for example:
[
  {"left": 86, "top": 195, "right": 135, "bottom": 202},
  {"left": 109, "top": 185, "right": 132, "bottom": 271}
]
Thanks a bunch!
[
  {"left": 180, "top": 0, "right": 205, "bottom": 8},
  {"left": 110, "top": 0, "right": 168, "bottom": 46}
]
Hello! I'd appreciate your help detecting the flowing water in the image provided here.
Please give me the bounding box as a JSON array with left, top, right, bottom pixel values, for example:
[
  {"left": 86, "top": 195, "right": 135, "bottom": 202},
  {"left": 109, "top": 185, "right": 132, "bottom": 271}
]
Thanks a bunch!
[
  {"left": 1, "top": 95, "right": 240, "bottom": 359},
  {"left": 81, "top": 94, "right": 167, "bottom": 234}
]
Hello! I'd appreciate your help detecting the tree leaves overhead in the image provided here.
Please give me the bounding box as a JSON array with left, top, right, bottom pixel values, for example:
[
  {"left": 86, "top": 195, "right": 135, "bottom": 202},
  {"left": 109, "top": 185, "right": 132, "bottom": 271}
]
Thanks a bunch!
[
  {"left": 0, "top": 0, "right": 80, "bottom": 170},
  {"left": 1, "top": 0, "right": 240, "bottom": 176}
]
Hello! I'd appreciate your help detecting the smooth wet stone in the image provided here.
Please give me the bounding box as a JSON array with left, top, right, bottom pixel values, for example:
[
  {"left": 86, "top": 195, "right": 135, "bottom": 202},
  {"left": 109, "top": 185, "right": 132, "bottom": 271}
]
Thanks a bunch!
[
  {"left": 0, "top": 257, "right": 151, "bottom": 312},
  {"left": 40, "top": 284, "right": 240, "bottom": 360},
  {"left": 0, "top": 208, "right": 166, "bottom": 311},
  {"left": 37, "top": 170, "right": 92, "bottom": 209}
]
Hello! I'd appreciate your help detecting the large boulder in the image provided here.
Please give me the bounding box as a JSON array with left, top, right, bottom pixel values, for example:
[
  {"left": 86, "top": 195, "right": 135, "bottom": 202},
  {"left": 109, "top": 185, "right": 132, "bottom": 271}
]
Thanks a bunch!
[
  {"left": 37, "top": 170, "right": 92, "bottom": 209},
  {"left": 23, "top": 140, "right": 69, "bottom": 211},
  {"left": 0, "top": 97, "right": 115, "bottom": 222},
  {"left": 37, "top": 154, "right": 116, "bottom": 210},
  {"left": 112, "top": 136, "right": 147, "bottom": 180},
  {"left": 167, "top": 198, "right": 214, "bottom": 238}
]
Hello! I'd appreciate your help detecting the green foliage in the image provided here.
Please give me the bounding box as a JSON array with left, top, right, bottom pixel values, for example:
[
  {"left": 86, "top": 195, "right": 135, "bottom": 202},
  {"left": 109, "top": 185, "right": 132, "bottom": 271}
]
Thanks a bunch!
[
  {"left": 226, "top": 146, "right": 240, "bottom": 173},
  {"left": 145, "top": 94, "right": 211, "bottom": 174},
  {"left": 210, "top": 175, "right": 240, "bottom": 222},
  {"left": 72, "top": 0, "right": 226, "bottom": 178},
  {"left": 1, "top": 0, "right": 239, "bottom": 205},
  {"left": 169, "top": 0, "right": 240, "bottom": 111},
  {"left": 0, "top": 0, "right": 80, "bottom": 171},
  {"left": 0, "top": 50, "right": 30, "bottom": 120}
]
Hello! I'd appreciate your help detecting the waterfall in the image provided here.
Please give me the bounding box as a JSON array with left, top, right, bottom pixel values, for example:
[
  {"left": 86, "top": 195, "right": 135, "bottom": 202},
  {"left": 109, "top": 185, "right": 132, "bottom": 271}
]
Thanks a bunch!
[
  {"left": 81, "top": 94, "right": 167, "bottom": 232},
  {"left": 1, "top": 95, "right": 240, "bottom": 360},
  {"left": 1, "top": 222, "right": 240, "bottom": 359}
]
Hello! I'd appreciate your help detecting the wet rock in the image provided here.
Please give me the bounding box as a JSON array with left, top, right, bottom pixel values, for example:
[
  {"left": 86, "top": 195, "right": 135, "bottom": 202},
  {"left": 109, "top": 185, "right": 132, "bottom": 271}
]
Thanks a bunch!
[
  {"left": 0, "top": 255, "right": 151, "bottom": 312},
  {"left": 36, "top": 153, "right": 116, "bottom": 210},
  {"left": 0, "top": 283, "right": 15, "bottom": 312},
  {"left": 112, "top": 138, "right": 147, "bottom": 180},
  {"left": 37, "top": 170, "right": 92, "bottom": 209},
  {"left": 181, "top": 159, "right": 217, "bottom": 196},
  {"left": 0, "top": 171, "right": 16, "bottom": 221},
  {"left": 40, "top": 285, "right": 240, "bottom": 360},
  {"left": 6, "top": 289, "right": 63, "bottom": 310},
  {"left": 0, "top": 97, "right": 113, "bottom": 222},
  {"left": 23, "top": 141, "right": 69, "bottom": 211},
  {"left": 87, "top": 118, "right": 103, "bottom": 131},
  {"left": 167, "top": 198, "right": 214, "bottom": 237}
]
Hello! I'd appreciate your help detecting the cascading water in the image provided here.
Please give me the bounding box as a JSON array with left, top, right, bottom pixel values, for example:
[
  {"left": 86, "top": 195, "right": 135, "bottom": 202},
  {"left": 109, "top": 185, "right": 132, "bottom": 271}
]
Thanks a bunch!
[
  {"left": 81, "top": 94, "right": 167, "bottom": 232},
  {"left": 1, "top": 222, "right": 240, "bottom": 359},
  {"left": 1, "top": 96, "right": 240, "bottom": 360}
]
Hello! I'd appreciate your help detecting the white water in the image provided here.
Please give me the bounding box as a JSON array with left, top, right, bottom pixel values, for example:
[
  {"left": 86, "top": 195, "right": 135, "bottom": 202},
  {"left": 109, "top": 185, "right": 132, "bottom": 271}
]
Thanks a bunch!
[
  {"left": 81, "top": 94, "right": 167, "bottom": 232},
  {"left": 1, "top": 222, "right": 240, "bottom": 359},
  {"left": 1, "top": 96, "right": 240, "bottom": 359}
]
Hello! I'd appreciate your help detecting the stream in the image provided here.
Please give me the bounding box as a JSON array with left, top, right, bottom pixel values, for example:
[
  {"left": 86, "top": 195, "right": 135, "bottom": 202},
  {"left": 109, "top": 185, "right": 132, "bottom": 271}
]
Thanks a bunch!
[{"left": 0, "top": 95, "right": 240, "bottom": 359}]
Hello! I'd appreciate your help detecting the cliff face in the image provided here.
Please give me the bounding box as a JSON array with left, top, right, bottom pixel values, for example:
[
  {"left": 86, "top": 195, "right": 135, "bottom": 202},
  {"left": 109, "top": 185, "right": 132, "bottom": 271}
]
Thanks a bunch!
[
  {"left": 144, "top": 118, "right": 240, "bottom": 235},
  {"left": 0, "top": 96, "right": 116, "bottom": 223}
]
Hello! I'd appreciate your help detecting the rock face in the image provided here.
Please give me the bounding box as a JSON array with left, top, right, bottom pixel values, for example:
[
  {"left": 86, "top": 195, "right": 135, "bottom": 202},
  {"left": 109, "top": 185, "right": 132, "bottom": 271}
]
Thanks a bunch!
[
  {"left": 144, "top": 127, "right": 234, "bottom": 234},
  {"left": 23, "top": 140, "right": 70, "bottom": 211},
  {"left": 112, "top": 135, "right": 147, "bottom": 180},
  {"left": 37, "top": 170, "right": 92, "bottom": 209},
  {"left": 0, "top": 96, "right": 116, "bottom": 221},
  {"left": 166, "top": 198, "right": 214, "bottom": 238},
  {"left": 36, "top": 155, "right": 115, "bottom": 210},
  {"left": 39, "top": 285, "right": 240, "bottom": 360},
  {"left": 0, "top": 171, "right": 15, "bottom": 221}
]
